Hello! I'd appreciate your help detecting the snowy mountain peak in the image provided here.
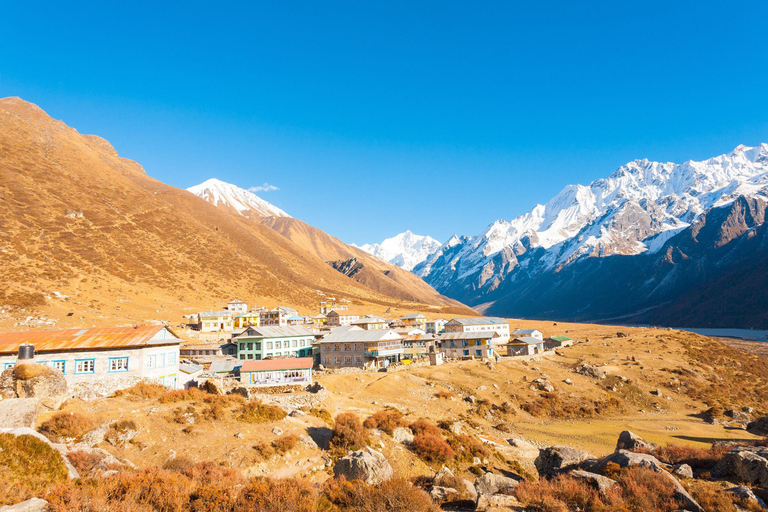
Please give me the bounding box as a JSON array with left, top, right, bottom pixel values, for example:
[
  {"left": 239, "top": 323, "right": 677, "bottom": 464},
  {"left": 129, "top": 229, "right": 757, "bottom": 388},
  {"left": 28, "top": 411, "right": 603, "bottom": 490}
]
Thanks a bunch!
[
  {"left": 187, "top": 178, "right": 290, "bottom": 218},
  {"left": 355, "top": 231, "right": 442, "bottom": 271}
]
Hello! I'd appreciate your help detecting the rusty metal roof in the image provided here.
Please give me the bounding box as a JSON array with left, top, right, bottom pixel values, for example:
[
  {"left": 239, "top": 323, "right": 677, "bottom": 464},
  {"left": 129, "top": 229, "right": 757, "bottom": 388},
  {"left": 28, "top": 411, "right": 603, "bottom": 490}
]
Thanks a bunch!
[{"left": 0, "top": 325, "right": 181, "bottom": 354}]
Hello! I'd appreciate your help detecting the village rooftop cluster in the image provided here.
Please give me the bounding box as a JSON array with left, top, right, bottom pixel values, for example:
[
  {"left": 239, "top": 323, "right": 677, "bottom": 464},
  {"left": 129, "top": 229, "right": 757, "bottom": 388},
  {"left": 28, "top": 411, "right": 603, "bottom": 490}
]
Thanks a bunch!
[{"left": 0, "top": 298, "right": 576, "bottom": 398}]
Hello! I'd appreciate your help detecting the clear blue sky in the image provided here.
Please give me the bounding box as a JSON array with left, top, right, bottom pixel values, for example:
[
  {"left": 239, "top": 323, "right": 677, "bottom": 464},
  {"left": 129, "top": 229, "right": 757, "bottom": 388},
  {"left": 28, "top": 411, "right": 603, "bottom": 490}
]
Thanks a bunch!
[{"left": 2, "top": 1, "right": 767, "bottom": 244}]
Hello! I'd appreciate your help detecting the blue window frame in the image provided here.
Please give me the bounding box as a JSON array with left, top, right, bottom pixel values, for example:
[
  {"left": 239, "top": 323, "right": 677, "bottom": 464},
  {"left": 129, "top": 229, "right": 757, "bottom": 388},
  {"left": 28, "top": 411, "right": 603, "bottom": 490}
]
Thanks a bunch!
[
  {"left": 75, "top": 359, "right": 95, "bottom": 374},
  {"left": 146, "top": 354, "right": 156, "bottom": 369},
  {"left": 108, "top": 357, "right": 129, "bottom": 373},
  {"left": 47, "top": 360, "right": 66, "bottom": 373},
  {"left": 3, "top": 362, "right": 15, "bottom": 370}
]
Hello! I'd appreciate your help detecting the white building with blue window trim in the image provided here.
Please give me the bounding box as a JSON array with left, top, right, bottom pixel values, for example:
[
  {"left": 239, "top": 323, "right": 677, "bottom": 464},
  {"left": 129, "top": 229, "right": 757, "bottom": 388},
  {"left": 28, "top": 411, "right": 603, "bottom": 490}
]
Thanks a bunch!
[{"left": 0, "top": 325, "right": 183, "bottom": 396}]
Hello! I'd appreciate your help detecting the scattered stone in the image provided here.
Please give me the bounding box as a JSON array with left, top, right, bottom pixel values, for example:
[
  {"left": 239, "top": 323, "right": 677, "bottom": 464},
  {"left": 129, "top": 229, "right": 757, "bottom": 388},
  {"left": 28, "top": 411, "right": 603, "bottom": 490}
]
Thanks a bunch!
[
  {"left": 616, "top": 430, "right": 658, "bottom": 452},
  {"left": 531, "top": 378, "right": 554, "bottom": 392},
  {"left": 0, "top": 498, "right": 49, "bottom": 512},
  {"left": 672, "top": 464, "right": 693, "bottom": 479},
  {"left": 570, "top": 470, "right": 618, "bottom": 495},
  {"left": 0, "top": 398, "right": 39, "bottom": 429},
  {"left": 475, "top": 493, "right": 521, "bottom": 511},
  {"left": 449, "top": 422, "right": 464, "bottom": 435},
  {"left": 234, "top": 433, "right": 243, "bottom": 439},
  {"left": 650, "top": 388, "right": 662, "bottom": 396},
  {"left": 80, "top": 425, "right": 109, "bottom": 447},
  {"left": 433, "top": 467, "right": 477, "bottom": 502},
  {"left": 429, "top": 486, "right": 459, "bottom": 502},
  {"left": 747, "top": 416, "right": 768, "bottom": 436},
  {"left": 712, "top": 446, "right": 768, "bottom": 488},
  {"left": 492, "top": 384, "right": 499, "bottom": 389},
  {"left": 576, "top": 364, "right": 606, "bottom": 380},
  {"left": 289, "top": 409, "right": 306, "bottom": 418},
  {"left": 563, "top": 378, "right": 573, "bottom": 385},
  {"left": 465, "top": 395, "right": 477, "bottom": 404},
  {"left": 725, "top": 486, "right": 767, "bottom": 509},
  {"left": 272, "top": 427, "right": 283, "bottom": 436},
  {"left": 392, "top": 427, "right": 414, "bottom": 445},
  {"left": 535, "top": 446, "right": 597, "bottom": 476},
  {"left": 477, "top": 386, "right": 487, "bottom": 391},
  {"left": 300, "top": 434, "right": 318, "bottom": 449},
  {"left": 474, "top": 471, "right": 519, "bottom": 495},
  {"left": 306, "top": 382, "right": 324, "bottom": 393},
  {"left": 333, "top": 447, "right": 393, "bottom": 485},
  {"left": 105, "top": 423, "right": 137, "bottom": 447}
]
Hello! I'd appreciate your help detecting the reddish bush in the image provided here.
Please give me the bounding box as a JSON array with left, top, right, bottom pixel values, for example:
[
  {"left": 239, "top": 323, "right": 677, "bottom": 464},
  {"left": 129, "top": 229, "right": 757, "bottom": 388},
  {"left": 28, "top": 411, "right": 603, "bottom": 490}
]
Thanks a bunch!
[
  {"left": 363, "top": 410, "right": 407, "bottom": 435},
  {"left": 330, "top": 413, "right": 368, "bottom": 456},
  {"left": 237, "top": 401, "right": 287, "bottom": 423},
  {"left": 272, "top": 434, "right": 299, "bottom": 454},
  {"left": 38, "top": 412, "right": 96, "bottom": 442},
  {"left": 446, "top": 433, "right": 490, "bottom": 463},
  {"left": 323, "top": 477, "right": 438, "bottom": 512},
  {"left": 236, "top": 478, "right": 317, "bottom": 512},
  {"left": 411, "top": 433, "right": 455, "bottom": 464},
  {"left": 409, "top": 419, "right": 442, "bottom": 437},
  {"left": 635, "top": 443, "right": 730, "bottom": 471}
]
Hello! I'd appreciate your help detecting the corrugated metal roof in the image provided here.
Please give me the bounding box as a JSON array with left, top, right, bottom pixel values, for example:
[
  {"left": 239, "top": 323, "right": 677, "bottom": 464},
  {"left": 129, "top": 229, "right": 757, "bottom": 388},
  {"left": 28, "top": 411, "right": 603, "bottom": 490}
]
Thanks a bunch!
[
  {"left": 548, "top": 336, "right": 572, "bottom": 342},
  {"left": 241, "top": 357, "right": 313, "bottom": 372},
  {"left": 401, "top": 313, "right": 427, "bottom": 320},
  {"left": 447, "top": 317, "right": 508, "bottom": 326},
  {"left": 179, "top": 363, "right": 204, "bottom": 374},
  {"left": 0, "top": 325, "right": 180, "bottom": 354},
  {"left": 209, "top": 358, "right": 241, "bottom": 373},
  {"left": 234, "top": 326, "right": 314, "bottom": 339},
  {"left": 440, "top": 331, "right": 499, "bottom": 341},
  {"left": 512, "top": 329, "right": 541, "bottom": 335},
  {"left": 320, "top": 326, "right": 403, "bottom": 343},
  {"left": 509, "top": 337, "right": 543, "bottom": 345},
  {"left": 198, "top": 310, "right": 233, "bottom": 318},
  {"left": 351, "top": 316, "right": 386, "bottom": 324}
]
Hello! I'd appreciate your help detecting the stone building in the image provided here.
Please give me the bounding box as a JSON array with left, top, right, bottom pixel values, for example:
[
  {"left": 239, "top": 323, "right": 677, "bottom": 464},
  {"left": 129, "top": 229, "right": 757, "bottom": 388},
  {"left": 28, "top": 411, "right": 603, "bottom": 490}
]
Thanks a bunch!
[
  {"left": 444, "top": 317, "right": 510, "bottom": 345},
  {"left": 319, "top": 326, "right": 403, "bottom": 369}
]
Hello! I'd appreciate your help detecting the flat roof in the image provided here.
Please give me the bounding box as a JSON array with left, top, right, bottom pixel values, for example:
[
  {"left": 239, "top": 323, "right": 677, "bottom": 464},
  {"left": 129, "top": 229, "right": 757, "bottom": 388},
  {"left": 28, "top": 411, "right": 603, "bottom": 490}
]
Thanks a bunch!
[
  {"left": 241, "top": 357, "right": 314, "bottom": 372},
  {"left": 509, "top": 337, "right": 544, "bottom": 345},
  {"left": 0, "top": 325, "right": 181, "bottom": 354}
]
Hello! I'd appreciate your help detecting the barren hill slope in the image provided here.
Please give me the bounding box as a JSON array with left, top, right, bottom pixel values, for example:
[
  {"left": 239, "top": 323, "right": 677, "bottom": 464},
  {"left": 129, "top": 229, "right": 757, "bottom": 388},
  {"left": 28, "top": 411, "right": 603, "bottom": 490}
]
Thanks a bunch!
[{"left": 0, "top": 97, "right": 471, "bottom": 328}]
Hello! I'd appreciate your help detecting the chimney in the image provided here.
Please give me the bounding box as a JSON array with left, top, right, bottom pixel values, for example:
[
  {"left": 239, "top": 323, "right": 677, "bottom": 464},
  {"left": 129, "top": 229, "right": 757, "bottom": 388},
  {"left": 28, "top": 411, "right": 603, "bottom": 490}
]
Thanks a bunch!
[{"left": 17, "top": 344, "right": 35, "bottom": 365}]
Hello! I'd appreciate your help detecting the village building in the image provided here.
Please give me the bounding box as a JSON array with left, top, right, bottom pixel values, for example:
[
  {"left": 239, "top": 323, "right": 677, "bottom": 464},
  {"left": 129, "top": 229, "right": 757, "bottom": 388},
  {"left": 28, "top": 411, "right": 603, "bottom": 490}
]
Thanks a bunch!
[
  {"left": 544, "top": 336, "right": 574, "bottom": 350},
  {"left": 226, "top": 299, "right": 248, "bottom": 314},
  {"left": 444, "top": 317, "right": 510, "bottom": 345},
  {"left": 260, "top": 307, "right": 298, "bottom": 327},
  {"left": 320, "top": 299, "right": 348, "bottom": 315},
  {"left": 401, "top": 313, "right": 428, "bottom": 330},
  {"left": 396, "top": 326, "right": 427, "bottom": 337},
  {"left": 179, "top": 342, "right": 237, "bottom": 361},
  {"left": 307, "top": 314, "right": 327, "bottom": 330},
  {"left": 439, "top": 331, "right": 497, "bottom": 360},
  {"left": 233, "top": 312, "right": 261, "bottom": 330},
  {"left": 0, "top": 325, "right": 183, "bottom": 392},
  {"left": 286, "top": 314, "right": 307, "bottom": 327},
  {"left": 425, "top": 318, "right": 447, "bottom": 334},
  {"left": 350, "top": 316, "right": 388, "bottom": 330},
  {"left": 233, "top": 326, "right": 314, "bottom": 360},
  {"left": 325, "top": 310, "right": 361, "bottom": 327},
  {"left": 239, "top": 357, "right": 313, "bottom": 387},
  {"left": 402, "top": 333, "right": 437, "bottom": 360},
  {"left": 197, "top": 311, "right": 235, "bottom": 332},
  {"left": 506, "top": 337, "right": 545, "bottom": 356},
  {"left": 178, "top": 362, "right": 204, "bottom": 389},
  {"left": 511, "top": 328, "right": 543, "bottom": 341},
  {"left": 208, "top": 357, "right": 241, "bottom": 376},
  {"left": 319, "top": 326, "right": 404, "bottom": 369}
]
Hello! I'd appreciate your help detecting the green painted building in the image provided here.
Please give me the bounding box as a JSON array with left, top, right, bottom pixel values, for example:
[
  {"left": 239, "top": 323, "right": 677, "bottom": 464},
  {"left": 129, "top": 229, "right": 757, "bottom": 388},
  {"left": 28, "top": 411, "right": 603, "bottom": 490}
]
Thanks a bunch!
[{"left": 233, "top": 326, "right": 314, "bottom": 361}]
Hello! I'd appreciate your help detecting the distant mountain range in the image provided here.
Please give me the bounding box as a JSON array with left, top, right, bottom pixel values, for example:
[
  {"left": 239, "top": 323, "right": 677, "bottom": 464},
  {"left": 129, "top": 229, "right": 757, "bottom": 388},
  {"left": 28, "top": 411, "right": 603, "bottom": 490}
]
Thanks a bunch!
[
  {"left": 365, "top": 144, "right": 768, "bottom": 328},
  {"left": 353, "top": 231, "right": 441, "bottom": 271}
]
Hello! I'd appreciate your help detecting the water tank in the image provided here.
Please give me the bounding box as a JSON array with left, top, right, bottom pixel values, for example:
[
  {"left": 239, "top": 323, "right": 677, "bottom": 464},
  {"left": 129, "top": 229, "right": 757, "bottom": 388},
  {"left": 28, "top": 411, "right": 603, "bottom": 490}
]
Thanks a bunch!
[{"left": 18, "top": 344, "right": 35, "bottom": 361}]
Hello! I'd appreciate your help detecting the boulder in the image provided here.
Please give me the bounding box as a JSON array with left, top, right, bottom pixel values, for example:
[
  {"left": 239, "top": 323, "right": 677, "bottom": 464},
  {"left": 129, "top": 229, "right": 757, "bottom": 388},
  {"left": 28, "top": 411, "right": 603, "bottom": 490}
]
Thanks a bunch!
[
  {"left": 535, "top": 446, "right": 597, "bottom": 476},
  {"left": 531, "top": 378, "right": 554, "bottom": 392},
  {"left": 475, "top": 493, "right": 522, "bottom": 511},
  {"left": 333, "top": 447, "right": 393, "bottom": 485},
  {"left": 747, "top": 416, "right": 768, "bottom": 436},
  {"left": 616, "top": 430, "right": 658, "bottom": 452},
  {"left": 672, "top": 464, "right": 693, "bottom": 479},
  {"left": 474, "top": 471, "right": 519, "bottom": 496},
  {"left": 0, "top": 498, "right": 49, "bottom": 512},
  {"left": 306, "top": 382, "right": 324, "bottom": 393},
  {"left": 576, "top": 364, "right": 606, "bottom": 380},
  {"left": 433, "top": 467, "right": 477, "bottom": 502},
  {"left": 79, "top": 425, "right": 109, "bottom": 447},
  {"left": 392, "top": 427, "right": 414, "bottom": 445},
  {"left": 0, "top": 398, "right": 39, "bottom": 429},
  {"left": 712, "top": 447, "right": 768, "bottom": 488},
  {"left": 570, "top": 470, "right": 618, "bottom": 495},
  {"left": 105, "top": 423, "right": 138, "bottom": 447},
  {"left": 725, "top": 486, "right": 767, "bottom": 509},
  {"left": 0, "top": 364, "right": 67, "bottom": 411},
  {"left": 429, "top": 486, "right": 459, "bottom": 502},
  {"left": 0, "top": 427, "right": 79, "bottom": 479}
]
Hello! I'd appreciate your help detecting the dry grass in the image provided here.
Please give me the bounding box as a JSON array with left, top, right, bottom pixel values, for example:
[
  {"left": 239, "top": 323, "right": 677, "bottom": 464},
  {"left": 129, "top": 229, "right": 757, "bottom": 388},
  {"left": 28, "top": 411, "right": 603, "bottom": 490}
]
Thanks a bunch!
[
  {"left": 114, "top": 382, "right": 167, "bottom": 400},
  {"left": 38, "top": 412, "right": 96, "bottom": 443},
  {"left": 322, "top": 477, "right": 438, "bottom": 512},
  {"left": 363, "top": 409, "right": 407, "bottom": 435},
  {"left": 12, "top": 363, "right": 51, "bottom": 380},
  {"left": 521, "top": 392, "right": 625, "bottom": 420},
  {"left": 309, "top": 407, "right": 333, "bottom": 425},
  {"left": 0, "top": 433, "right": 69, "bottom": 506},
  {"left": 329, "top": 413, "right": 369, "bottom": 458},
  {"left": 236, "top": 401, "right": 287, "bottom": 424},
  {"left": 635, "top": 443, "right": 730, "bottom": 472}
]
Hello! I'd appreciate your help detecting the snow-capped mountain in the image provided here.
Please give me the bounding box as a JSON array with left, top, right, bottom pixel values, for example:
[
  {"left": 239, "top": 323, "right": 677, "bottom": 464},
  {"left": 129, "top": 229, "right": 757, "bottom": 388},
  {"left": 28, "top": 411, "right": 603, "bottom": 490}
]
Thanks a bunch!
[
  {"left": 354, "top": 230, "right": 442, "bottom": 271},
  {"left": 416, "top": 143, "right": 768, "bottom": 316},
  {"left": 187, "top": 178, "right": 290, "bottom": 218}
]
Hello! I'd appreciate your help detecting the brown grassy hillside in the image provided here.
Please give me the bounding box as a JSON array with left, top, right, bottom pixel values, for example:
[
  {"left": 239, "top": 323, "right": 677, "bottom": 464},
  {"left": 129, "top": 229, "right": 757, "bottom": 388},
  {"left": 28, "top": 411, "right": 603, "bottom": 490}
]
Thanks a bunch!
[{"left": 0, "top": 97, "right": 472, "bottom": 329}]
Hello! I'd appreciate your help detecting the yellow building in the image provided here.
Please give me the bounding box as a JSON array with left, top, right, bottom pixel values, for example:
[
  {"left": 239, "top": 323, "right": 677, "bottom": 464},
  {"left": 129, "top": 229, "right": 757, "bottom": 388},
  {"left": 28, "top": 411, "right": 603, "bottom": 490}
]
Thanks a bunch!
[{"left": 234, "top": 312, "right": 261, "bottom": 329}]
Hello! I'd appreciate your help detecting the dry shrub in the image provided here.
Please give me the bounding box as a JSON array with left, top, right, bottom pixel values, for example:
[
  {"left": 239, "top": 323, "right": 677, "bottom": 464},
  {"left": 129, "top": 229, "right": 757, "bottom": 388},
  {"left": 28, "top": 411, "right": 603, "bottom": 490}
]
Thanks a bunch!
[
  {"left": 409, "top": 419, "right": 442, "bottom": 437},
  {"left": 12, "top": 363, "right": 50, "bottom": 380},
  {"left": 272, "top": 434, "right": 299, "bottom": 454},
  {"left": 636, "top": 443, "right": 730, "bottom": 471},
  {"left": 0, "top": 433, "right": 69, "bottom": 506},
  {"left": 363, "top": 409, "right": 407, "bottom": 435},
  {"left": 67, "top": 449, "right": 121, "bottom": 478},
  {"left": 253, "top": 442, "right": 276, "bottom": 460},
  {"left": 310, "top": 407, "right": 333, "bottom": 425},
  {"left": 330, "top": 413, "right": 368, "bottom": 456},
  {"left": 114, "top": 382, "right": 167, "bottom": 400},
  {"left": 521, "top": 392, "right": 625, "bottom": 419},
  {"left": 189, "top": 484, "right": 239, "bottom": 512},
  {"left": 323, "top": 476, "right": 438, "bottom": 512},
  {"left": 201, "top": 403, "right": 224, "bottom": 421},
  {"left": 446, "top": 433, "right": 490, "bottom": 463},
  {"left": 38, "top": 412, "right": 96, "bottom": 442},
  {"left": 238, "top": 478, "right": 317, "bottom": 512},
  {"left": 435, "top": 389, "right": 456, "bottom": 400},
  {"left": 614, "top": 466, "right": 682, "bottom": 511},
  {"left": 237, "top": 401, "right": 287, "bottom": 424},
  {"left": 688, "top": 481, "right": 753, "bottom": 512},
  {"left": 159, "top": 388, "right": 204, "bottom": 403},
  {"left": 411, "top": 433, "right": 455, "bottom": 464},
  {"left": 183, "top": 461, "right": 243, "bottom": 486}
]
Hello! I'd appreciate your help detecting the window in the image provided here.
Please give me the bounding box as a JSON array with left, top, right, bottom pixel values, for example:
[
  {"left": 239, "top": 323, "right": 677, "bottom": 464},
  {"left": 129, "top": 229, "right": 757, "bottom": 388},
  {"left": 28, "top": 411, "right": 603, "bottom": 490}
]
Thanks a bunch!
[
  {"left": 275, "top": 341, "right": 282, "bottom": 349},
  {"left": 48, "top": 360, "right": 66, "bottom": 373},
  {"left": 462, "top": 350, "right": 469, "bottom": 357},
  {"left": 247, "top": 343, "right": 253, "bottom": 350},
  {"left": 240, "top": 354, "right": 245, "bottom": 360},
  {"left": 291, "top": 340, "right": 297, "bottom": 348},
  {"left": 475, "top": 349, "right": 482, "bottom": 357},
  {"left": 4, "top": 362, "right": 15, "bottom": 370},
  {"left": 109, "top": 357, "right": 129, "bottom": 372},
  {"left": 166, "top": 353, "right": 176, "bottom": 365},
  {"left": 158, "top": 353, "right": 166, "bottom": 367},
  {"left": 75, "top": 359, "right": 95, "bottom": 374},
  {"left": 146, "top": 355, "right": 156, "bottom": 369},
  {"left": 345, "top": 356, "right": 351, "bottom": 363},
  {"left": 266, "top": 342, "right": 273, "bottom": 350},
  {"left": 255, "top": 342, "right": 261, "bottom": 350}
]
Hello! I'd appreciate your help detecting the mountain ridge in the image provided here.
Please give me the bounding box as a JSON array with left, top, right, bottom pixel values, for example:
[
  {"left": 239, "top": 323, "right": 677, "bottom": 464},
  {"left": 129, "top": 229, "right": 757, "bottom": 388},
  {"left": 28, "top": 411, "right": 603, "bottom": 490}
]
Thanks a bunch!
[{"left": 354, "top": 230, "right": 442, "bottom": 271}]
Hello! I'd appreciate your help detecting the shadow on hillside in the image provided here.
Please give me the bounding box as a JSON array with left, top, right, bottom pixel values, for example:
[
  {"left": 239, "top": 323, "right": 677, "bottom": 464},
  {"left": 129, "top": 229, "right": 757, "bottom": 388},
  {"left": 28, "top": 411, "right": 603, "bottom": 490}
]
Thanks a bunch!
[
  {"left": 672, "top": 434, "right": 756, "bottom": 445},
  {"left": 307, "top": 426, "right": 332, "bottom": 450}
]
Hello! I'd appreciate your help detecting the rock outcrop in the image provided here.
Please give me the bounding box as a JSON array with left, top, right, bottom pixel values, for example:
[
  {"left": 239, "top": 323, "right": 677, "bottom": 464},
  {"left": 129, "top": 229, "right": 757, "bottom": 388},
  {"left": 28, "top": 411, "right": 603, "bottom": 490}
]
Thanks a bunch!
[
  {"left": 0, "top": 398, "right": 39, "bottom": 428},
  {"left": 333, "top": 447, "right": 393, "bottom": 485},
  {"left": 0, "top": 364, "right": 67, "bottom": 411},
  {"left": 616, "top": 430, "right": 658, "bottom": 452},
  {"left": 747, "top": 416, "right": 768, "bottom": 436},
  {"left": 535, "top": 446, "right": 597, "bottom": 476},
  {"left": 570, "top": 470, "right": 618, "bottom": 495},
  {"left": 474, "top": 471, "right": 519, "bottom": 495},
  {"left": 0, "top": 498, "right": 49, "bottom": 512},
  {"left": 712, "top": 446, "right": 768, "bottom": 488}
]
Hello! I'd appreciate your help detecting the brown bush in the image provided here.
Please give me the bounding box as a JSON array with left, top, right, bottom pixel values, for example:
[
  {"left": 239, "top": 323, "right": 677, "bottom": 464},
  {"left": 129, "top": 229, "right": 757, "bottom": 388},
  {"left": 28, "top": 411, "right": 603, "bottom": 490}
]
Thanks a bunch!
[
  {"left": 67, "top": 449, "right": 122, "bottom": 478},
  {"left": 330, "top": 413, "right": 368, "bottom": 456},
  {"left": 323, "top": 476, "right": 438, "bottom": 512},
  {"left": 636, "top": 443, "right": 730, "bottom": 471},
  {"left": 310, "top": 407, "right": 333, "bottom": 425},
  {"left": 521, "top": 392, "right": 625, "bottom": 419},
  {"left": 12, "top": 363, "right": 50, "bottom": 380},
  {"left": 38, "top": 412, "right": 96, "bottom": 443},
  {"left": 113, "top": 382, "right": 167, "bottom": 400},
  {"left": 159, "top": 388, "right": 204, "bottom": 403},
  {"left": 363, "top": 409, "right": 407, "bottom": 435},
  {"left": 446, "top": 433, "right": 490, "bottom": 463},
  {"left": 272, "top": 434, "right": 299, "bottom": 454},
  {"left": 0, "top": 433, "right": 69, "bottom": 506},
  {"left": 434, "top": 389, "right": 456, "bottom": 400},
  {"left": 614, "top": 466, "right": 683, "bottom": 511},
  {"left": 409, "top": 419, "right": 442, "bottom": 437},
  {"left": 515, "top": 474, "right": 622, "bottom": 512},
  {"left": 201, "top": 403, "right": 224, "bottom": 421},
  {"left": 237, "top": 401, "right": 287, "bottom": 423},
  {"left": 236, "top": 478, "right": 317, "bottom": 512},
  {"left": 411, "top": 432, "right": 455, "bottom": 464}
]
